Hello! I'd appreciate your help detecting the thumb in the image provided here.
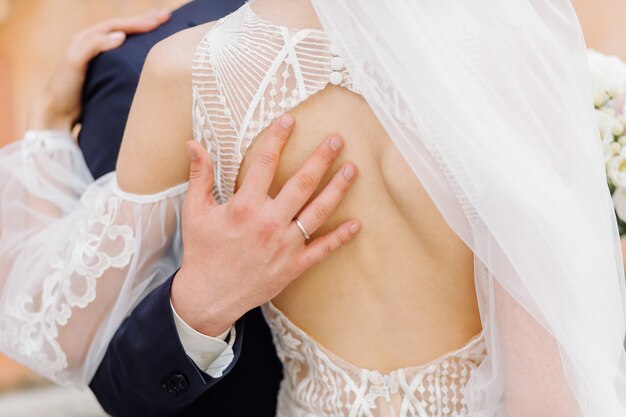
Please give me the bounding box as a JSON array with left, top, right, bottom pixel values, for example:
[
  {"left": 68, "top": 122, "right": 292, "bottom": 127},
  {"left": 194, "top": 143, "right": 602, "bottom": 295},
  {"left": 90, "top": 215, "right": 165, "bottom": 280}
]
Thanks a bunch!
[
  {"left": 70, "top": 31, "right": 126, "bottom": 69},
  {"left": 101, "top": 31, "right": 127, "bottom": 51},
  {"left": 186, "top": 141, "right": 216, "bottom": 207}
]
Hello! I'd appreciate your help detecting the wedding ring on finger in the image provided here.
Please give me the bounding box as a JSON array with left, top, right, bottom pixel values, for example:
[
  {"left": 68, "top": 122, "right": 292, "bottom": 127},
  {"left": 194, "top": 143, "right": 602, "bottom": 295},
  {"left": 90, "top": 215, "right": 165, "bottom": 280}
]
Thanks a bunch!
[{"left": 294, "top": 217, "right": 311, "bottom": 241}]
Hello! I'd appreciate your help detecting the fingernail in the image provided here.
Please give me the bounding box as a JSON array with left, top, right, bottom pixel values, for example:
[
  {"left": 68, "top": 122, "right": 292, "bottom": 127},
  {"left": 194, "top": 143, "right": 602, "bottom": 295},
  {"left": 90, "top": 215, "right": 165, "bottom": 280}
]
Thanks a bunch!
[
  {"left": 330, "top": 136, "right": 343, "bottom": 152},
  {"left": 343, "top": 164, "right": 356, "bottom": 180},
  {"left": 349, "top": 222, "right": 361, "bottom": 234},
  {"left": 187, "top": 143, "right": 198, "bottom": 161},
  {"left": 109, "top": 31, "right": 125, "bottom": 42},
  {"left": 280, "top": 113, "right": 294, "bottom": 128}
]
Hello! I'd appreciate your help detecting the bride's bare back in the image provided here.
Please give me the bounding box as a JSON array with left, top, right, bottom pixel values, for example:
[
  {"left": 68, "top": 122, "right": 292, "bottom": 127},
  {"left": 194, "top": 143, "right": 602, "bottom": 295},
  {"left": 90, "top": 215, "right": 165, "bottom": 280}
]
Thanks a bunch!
[
  {"left": 240, "top": 87, "right": 480, "bottom": 371},
  {"left": 110, "top": 1, "right": 626, "bottom": 414},
  {"left": 119, "top": 0, "right": 481, "bottom": 374},
  {"left": 239, "top": 0, "right": 481, "bottom": 373}
]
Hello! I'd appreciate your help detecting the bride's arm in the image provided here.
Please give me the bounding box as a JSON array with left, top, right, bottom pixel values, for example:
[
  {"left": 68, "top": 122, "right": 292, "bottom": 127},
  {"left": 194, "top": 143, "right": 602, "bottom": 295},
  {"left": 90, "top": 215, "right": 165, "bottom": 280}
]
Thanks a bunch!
[
  {"left": 0, "top": 17, "right": 199, "bottom": 388},
  {"left": 115, "top": 26, "right": 208, "bottom": 193},
  {"left": 0, "top": 19, "right": 360, "bottom": 391},
  {"left": 494, "top": 283, "right": 580, "bottom": 416}
]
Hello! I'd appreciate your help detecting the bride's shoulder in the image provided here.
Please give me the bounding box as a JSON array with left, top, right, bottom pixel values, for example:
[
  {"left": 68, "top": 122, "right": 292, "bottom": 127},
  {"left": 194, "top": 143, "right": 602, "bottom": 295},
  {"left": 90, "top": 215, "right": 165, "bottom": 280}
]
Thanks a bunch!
[
  {"left": 141, "top": 21, "right": 218, "bottom": 81},
  {"left": 116, "top": 21, "right": 219, "bottom": 193}
]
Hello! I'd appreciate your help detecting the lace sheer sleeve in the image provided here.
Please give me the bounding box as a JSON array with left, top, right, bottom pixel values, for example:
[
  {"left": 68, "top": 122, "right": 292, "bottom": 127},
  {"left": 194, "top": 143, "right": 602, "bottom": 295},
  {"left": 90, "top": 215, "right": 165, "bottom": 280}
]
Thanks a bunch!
[{"left": 0, "top": 131, "right": 186, "bottom": 387}]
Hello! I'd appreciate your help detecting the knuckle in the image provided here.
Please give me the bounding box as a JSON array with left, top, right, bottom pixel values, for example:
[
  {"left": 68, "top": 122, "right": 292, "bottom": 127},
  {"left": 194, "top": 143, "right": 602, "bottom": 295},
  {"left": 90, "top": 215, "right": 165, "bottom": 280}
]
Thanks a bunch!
[
  {"left": 188, "top": 165, "right": 202, "bottom": 180},
  {"left": 312, "top": 203, "right": 330, "bottom": 222},
  {"left": 135, "top": 18, "right": 152, "bottom": 29},
  {"left": 275, "top": 234, "right": 292, "bottom": 251},
  {"left": 334, "top": 174, "right": 352, "bottom": 193},
  {"left": 230, "top": 198, "right": 252, "bottom": 220},
  {"left": 273, "top": 131, "right": 289, "bottom": 145},
  {"left": 322, "top": 242, "right": 335, "bottom": 258},
  {"left": 256, "top": 151, "right": 278, "bottom": 170},
  {"left": 108, "top": 18, "right": 123, "bottom": 28},
  {"left": 319, "top": 148, "right": 335, "bottom": 166},
  {"left": 335, "top": 232, "right": 347, "bottom": 248},
  {"left": 257, "top": 219, "right": 280, "bottom": 243},
  {"left": 270, "top": 125, "right": 290, "bottom": 145},
  {"left": 320, "top": 234, "right": 347, "bottom": 258},
  {"left": 329, "top": 233, "right": 347, "bottom": 253},
  {"left": 296, "top": 173, "right": 317, "bottom": 194}
]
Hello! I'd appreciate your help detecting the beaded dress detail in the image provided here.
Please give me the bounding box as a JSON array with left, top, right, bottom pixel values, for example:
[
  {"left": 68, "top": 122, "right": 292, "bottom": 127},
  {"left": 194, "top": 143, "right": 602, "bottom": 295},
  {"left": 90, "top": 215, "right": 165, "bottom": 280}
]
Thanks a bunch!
[
  {"left": 192, "top": 2, "right": 356, "bottom": 204},
  {"left": 191, "top": 3, "right": 487, "bottom": 416}
]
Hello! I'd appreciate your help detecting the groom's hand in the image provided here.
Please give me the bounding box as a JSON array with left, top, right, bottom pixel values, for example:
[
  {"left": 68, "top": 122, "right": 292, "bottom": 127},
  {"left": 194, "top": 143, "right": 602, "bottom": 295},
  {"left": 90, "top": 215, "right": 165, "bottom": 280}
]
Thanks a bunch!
[
  {"left": 27, "top": 9, "right": 172, "bottom": 133},
  {"left": 172, "top": 114, "right": 361, "bottom": 336}
]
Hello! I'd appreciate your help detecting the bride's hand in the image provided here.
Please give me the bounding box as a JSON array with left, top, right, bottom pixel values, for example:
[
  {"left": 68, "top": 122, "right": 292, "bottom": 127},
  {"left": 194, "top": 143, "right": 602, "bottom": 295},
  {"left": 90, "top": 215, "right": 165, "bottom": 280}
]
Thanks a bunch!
[{"left": 27, "top": 9, "right": 172, "bottom": 131}]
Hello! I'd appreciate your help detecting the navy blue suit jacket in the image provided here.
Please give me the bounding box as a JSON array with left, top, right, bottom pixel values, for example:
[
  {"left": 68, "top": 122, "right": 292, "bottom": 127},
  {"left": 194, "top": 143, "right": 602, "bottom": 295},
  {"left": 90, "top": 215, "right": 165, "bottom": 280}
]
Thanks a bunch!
[{"left": 79, "top": 1, "right": 282, "bottom": 415}]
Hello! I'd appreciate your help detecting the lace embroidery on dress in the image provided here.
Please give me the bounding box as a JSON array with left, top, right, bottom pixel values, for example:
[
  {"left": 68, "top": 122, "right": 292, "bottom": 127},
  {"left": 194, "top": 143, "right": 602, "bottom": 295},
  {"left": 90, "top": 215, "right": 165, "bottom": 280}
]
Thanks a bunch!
[
  {"left": 191, "top": 1, "right": 358, "bottom": 204},
  {"left": 262, "top": 302, "right": 487, "bottom": 417},
  {"left": 0, "top": 174, "right": 137, "bottom": 382},
  {"left": 0, "top": 131, "right": 189, "bottom": 386},
  {"left": 191, "top": 3, "right": 487, "bottom": 415}
]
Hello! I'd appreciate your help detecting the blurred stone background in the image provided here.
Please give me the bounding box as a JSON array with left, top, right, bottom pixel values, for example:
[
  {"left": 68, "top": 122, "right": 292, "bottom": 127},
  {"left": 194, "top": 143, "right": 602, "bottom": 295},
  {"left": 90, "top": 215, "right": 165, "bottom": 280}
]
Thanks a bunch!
[{"left": 0, "top": 0, "right": 187, "bottom": 147}]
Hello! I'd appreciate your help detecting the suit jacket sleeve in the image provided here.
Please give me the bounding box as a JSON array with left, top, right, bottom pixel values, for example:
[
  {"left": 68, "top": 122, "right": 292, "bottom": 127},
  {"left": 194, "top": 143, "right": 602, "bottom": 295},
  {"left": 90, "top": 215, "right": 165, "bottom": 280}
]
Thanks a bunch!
[{"left": 89, "top": 273, "right": 245, "bottom": 417}]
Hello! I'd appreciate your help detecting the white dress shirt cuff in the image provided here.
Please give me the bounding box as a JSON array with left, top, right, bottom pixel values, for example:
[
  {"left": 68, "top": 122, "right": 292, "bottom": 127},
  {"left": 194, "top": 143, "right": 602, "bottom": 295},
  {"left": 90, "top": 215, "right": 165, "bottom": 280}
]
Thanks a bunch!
[{"left": 171, "top": 300, "right": 236, "bottom": 378}]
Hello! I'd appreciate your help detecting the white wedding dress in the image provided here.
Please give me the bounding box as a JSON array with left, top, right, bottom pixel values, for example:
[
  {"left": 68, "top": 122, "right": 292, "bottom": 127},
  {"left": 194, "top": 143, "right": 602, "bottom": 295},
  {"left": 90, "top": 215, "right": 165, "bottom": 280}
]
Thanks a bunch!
[
  {"left": 191, "top": 4, "right": 487, "bottom": 415},
  {"left": 263, "top": 302, "right": 486, "bottom": 417},
  {"left": 0, "top": 1, "right": 624, "bottom": 416}
]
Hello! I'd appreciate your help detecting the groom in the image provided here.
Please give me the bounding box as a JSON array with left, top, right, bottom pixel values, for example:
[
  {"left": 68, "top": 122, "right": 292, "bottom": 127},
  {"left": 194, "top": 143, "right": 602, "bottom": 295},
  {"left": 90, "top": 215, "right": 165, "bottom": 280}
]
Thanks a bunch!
[{"left": 80, "top": 1, "right": 356, "bottom": 416}]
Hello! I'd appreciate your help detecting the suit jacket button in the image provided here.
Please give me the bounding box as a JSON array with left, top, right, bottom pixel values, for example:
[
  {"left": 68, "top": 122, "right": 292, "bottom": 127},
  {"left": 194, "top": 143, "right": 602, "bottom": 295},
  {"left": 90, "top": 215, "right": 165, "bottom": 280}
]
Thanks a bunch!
[{"left": 161, "top": 373, "right": 189, "bottom": 397}]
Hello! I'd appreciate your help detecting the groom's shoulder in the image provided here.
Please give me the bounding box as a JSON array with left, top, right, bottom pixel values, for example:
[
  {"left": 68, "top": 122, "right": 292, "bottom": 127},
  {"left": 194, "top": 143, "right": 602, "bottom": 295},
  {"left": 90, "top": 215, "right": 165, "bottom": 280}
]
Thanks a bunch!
[
  {"left": 86, "top": 0, "right": 231, "bottom": 83},
  {"left": 82, "top": 4, "right": 201, "bottom": 104}
]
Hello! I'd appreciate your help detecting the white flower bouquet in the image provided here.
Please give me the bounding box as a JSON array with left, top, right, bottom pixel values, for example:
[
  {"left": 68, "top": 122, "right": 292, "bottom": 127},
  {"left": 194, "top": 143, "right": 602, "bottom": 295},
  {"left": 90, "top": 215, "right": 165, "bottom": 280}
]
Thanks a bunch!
[{"left": 589, "top": 50, "right": 626, "bottom": 235}]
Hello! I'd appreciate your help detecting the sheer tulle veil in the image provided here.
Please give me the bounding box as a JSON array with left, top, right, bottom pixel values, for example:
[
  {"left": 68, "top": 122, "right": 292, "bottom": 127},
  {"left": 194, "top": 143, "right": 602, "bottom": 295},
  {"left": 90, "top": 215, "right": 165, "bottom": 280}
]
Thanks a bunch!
[{"left": 311, "top": 0, "right": 626, "bottom": 415}]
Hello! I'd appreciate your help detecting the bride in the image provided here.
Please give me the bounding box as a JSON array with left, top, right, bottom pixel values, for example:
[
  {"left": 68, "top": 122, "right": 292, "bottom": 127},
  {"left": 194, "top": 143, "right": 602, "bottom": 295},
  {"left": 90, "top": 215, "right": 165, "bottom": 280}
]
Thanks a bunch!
[{"left": 1, "top": 0, "right": 625, "bottom": 416}]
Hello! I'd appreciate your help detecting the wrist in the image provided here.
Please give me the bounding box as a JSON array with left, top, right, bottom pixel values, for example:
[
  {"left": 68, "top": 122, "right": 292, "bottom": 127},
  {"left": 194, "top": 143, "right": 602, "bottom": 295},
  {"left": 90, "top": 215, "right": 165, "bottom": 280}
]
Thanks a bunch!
[
  {"left": 27, "top": 95, "right": 74, "bottom": 132},
  {"left": 171, "top": 266, "right": 236, "bottom": 337}
]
